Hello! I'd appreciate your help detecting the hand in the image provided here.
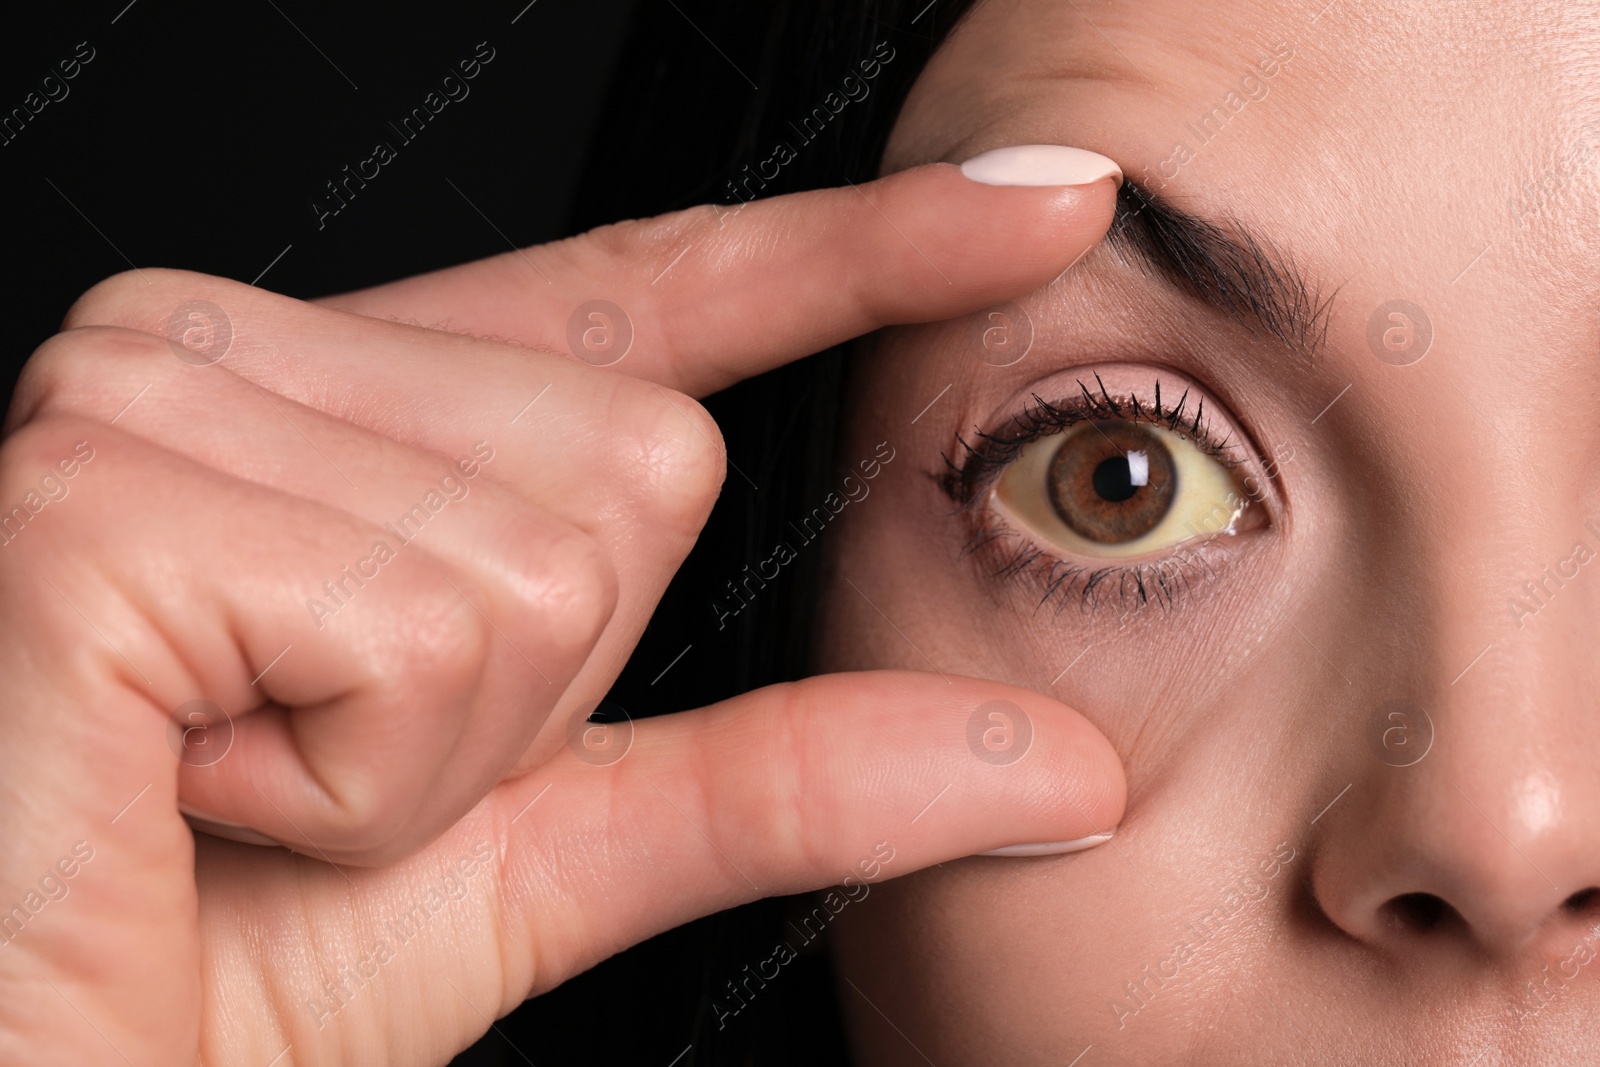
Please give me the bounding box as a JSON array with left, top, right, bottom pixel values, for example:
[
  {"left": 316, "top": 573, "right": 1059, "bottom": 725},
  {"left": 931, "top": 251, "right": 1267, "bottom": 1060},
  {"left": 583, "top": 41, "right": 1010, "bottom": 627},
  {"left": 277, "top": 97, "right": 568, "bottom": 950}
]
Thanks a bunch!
[{"left": 0, "top": 161, "right": 1127, "bottom": 1065}]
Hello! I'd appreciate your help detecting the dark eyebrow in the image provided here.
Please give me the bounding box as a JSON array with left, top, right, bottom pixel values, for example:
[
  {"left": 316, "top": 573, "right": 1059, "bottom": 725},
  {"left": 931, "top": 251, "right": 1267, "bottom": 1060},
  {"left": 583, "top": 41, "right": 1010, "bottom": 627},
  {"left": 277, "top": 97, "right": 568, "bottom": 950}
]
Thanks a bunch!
[{"left": 1104, "top": 180, "right": 1336, "bottom": 356}]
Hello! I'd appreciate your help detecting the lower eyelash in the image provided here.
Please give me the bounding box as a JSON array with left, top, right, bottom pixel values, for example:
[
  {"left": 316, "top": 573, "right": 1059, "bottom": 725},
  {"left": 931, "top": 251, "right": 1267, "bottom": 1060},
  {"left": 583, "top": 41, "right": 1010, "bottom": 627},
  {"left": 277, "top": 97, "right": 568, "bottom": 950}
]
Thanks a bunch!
[{"left": 966, "top": 519, "right": 1229, "bottom": 617}]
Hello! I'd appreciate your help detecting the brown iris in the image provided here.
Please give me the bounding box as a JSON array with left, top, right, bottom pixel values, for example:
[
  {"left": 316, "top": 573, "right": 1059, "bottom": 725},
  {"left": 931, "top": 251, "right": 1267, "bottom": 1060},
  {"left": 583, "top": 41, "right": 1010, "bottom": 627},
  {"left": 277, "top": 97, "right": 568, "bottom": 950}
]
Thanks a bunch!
[{"left": 1046, "top": 422, "right": 1177, "bottom": 544}]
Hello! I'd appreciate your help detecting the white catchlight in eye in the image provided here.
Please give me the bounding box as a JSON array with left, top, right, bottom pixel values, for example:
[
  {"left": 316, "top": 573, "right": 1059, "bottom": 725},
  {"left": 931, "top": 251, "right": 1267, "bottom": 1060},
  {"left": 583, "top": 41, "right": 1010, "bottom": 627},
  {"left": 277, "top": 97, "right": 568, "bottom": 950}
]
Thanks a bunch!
[{"left": 1126, "top": 450, "right": 1149, "bottom": 487}]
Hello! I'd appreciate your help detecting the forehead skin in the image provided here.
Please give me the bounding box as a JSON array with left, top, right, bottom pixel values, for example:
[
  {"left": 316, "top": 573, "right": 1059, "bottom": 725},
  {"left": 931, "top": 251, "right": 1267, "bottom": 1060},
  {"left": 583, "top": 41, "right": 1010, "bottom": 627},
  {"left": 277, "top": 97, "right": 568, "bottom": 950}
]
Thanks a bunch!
[
  {"left": 820, "top": 1, "right": 1600, "bottom": 1064},
  {"left": 894, "top": 0, "right": 1600, "bottom": 370}
]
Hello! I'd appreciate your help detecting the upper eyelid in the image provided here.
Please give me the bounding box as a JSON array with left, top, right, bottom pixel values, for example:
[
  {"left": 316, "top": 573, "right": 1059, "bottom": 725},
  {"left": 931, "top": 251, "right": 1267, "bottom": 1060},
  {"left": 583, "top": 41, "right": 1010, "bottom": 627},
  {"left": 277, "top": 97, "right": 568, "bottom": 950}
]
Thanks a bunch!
[{"left": 938, "top": 371, "right": 1245, "bottom": 507}]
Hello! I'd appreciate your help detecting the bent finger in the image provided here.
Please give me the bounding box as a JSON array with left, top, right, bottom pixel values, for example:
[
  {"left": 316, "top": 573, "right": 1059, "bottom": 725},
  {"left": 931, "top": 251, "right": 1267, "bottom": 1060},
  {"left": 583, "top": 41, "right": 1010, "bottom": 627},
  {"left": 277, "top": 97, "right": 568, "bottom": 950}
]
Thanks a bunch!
[{"left": 4, "top": 416, "right": 604, "bottom": 865}]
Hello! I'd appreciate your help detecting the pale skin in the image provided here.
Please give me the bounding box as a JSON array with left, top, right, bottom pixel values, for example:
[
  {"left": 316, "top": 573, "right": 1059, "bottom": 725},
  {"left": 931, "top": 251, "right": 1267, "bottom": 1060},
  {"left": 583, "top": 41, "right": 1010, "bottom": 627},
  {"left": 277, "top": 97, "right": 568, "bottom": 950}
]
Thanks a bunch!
[
  {"left": 818, "top": 0, "right": 1600, "bottom": 1064},
  {"left": 0, "top": 165, "right": 1129, "bottom": 1062}
]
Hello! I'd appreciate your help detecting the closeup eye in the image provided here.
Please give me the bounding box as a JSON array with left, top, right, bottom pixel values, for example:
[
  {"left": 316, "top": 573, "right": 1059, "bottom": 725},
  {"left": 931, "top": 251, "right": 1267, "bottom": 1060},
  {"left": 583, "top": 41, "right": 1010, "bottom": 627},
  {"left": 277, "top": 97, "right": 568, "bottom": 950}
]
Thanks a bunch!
[
  {"left": 988, "top": 405, "right": 1264, "bottom": 562},
  {"left": 942, "top": 369, "right": 1277, "bottom": 611}
]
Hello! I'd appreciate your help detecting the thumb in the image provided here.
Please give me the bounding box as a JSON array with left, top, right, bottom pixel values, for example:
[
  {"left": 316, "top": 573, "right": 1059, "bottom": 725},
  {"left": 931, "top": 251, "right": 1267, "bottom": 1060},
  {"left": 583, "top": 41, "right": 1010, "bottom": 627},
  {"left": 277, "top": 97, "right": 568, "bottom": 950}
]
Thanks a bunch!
[
  {"left": 488, "top": 669, "right": 1126, "bottom": 995},
  {"left": 198, "top": 670, "right": 1125, "bottom": 1063}
]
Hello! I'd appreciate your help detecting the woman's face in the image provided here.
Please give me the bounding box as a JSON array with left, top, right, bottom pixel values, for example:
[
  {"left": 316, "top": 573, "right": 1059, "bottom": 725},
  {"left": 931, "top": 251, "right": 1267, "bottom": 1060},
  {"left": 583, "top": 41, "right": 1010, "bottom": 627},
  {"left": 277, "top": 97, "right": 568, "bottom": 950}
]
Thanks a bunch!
[{"left": 817, "top": 0, "right": 1600, "bottom": 1062}]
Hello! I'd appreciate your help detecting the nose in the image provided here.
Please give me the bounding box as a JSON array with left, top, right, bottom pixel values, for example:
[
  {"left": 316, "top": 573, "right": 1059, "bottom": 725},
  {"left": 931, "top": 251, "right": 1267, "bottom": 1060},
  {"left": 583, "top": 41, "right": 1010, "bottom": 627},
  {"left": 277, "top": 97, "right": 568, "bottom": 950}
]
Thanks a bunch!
[
  {"left": 1315, "top": 760, "right": 1600, "bottom": 958},
  {"left": 1311, "top": 612, "right": 1600, "bottom": 961}
]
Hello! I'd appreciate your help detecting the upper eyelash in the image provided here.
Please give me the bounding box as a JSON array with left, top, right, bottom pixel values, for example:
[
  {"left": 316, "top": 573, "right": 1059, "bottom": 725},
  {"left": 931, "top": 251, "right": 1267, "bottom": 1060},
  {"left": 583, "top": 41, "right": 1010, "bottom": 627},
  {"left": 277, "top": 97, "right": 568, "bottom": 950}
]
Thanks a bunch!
[{"left": 937, "top": 372, "right": 1241, "bottom": 509}]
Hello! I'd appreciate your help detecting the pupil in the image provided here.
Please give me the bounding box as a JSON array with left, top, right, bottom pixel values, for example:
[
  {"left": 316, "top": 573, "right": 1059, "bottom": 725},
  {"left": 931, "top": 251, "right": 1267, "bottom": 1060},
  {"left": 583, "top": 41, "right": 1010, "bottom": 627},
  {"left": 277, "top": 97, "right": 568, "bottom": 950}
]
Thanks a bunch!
[{"left": 1092, "top": 456, "right": 1139, "bottom": 503}]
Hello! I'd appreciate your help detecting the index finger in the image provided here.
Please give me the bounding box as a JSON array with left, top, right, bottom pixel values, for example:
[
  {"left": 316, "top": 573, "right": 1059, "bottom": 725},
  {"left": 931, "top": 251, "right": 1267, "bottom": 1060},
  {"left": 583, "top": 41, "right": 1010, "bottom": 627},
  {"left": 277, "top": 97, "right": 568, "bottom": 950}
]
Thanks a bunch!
[{"left": 317, "top": 148, "right": 1122, "bottom": 397}]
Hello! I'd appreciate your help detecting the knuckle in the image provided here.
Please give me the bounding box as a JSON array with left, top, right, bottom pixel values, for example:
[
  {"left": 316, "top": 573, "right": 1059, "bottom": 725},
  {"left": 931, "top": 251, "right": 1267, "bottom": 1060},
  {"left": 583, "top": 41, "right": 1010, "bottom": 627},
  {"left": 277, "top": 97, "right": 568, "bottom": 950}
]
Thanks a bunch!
[
  {"left": 2, "top": 412, "right": 65, "bottom": 473},
  {"left": 320, "top": 570, "right": 494, "bottom": 842},
  {"left": 388, "top": 568, "right": 495, "bottom": 697},
  {"left": 615, "top": 384, "right": 726, "bottom": 535},
  {"left": 769, "top": 683, "right": 832, "bottom": 873},
  {"left": 1, "top": 416, "right": 97, "bottom": 483},
  {"left": 328, "top": 789, "right": 409, "bottom": 853},
  {"left": 12, "top": 326, "right": 167, "bottom": 429},
  {"left": 0, "top": 417, "right": 102, "bottom": 561},
  {"left": 580, "top": 207, "right": 719, "bottom": 277},
  {"left": 689, "top": 683, "right": 826, "bottom": 886},
  {"left": 512, "top": 524, "right": 617, "bottom": 663},
  {"left": 61, "top": 268, "right": 193, "bottom": 331}
]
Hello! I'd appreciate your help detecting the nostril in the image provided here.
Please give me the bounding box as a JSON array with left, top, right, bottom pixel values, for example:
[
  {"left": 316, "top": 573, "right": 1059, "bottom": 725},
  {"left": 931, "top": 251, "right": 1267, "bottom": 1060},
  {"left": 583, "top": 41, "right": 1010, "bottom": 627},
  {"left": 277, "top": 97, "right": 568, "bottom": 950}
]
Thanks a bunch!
[
  {"left": 1380, "top": 892, "right": 1461, "bottom": 935},
  {"left": 1563, "top": 887, "right": 1600, "bottom": 914}
]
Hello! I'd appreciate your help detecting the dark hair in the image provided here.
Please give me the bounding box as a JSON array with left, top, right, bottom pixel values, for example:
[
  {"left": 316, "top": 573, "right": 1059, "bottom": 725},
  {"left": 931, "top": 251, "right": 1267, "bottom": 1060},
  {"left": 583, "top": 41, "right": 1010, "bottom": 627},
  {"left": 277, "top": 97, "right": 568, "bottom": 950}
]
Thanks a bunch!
[{"left": 453, "top": 2, "right": 979, "bottom": 1063}]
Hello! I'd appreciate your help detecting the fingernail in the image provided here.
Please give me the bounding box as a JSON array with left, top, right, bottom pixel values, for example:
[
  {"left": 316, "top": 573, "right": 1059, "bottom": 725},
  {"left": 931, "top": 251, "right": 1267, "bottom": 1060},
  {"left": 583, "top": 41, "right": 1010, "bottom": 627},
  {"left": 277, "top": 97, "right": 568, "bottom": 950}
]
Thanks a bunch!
[
  {"left": 979, "top": 832, "right": 1114, "bottom": 858},
  {"left": 180, "top": 805, "right": 281, "bottom": 848},
  {"left": 959, "top": 145, "right": 1123, "bottom": 188}
]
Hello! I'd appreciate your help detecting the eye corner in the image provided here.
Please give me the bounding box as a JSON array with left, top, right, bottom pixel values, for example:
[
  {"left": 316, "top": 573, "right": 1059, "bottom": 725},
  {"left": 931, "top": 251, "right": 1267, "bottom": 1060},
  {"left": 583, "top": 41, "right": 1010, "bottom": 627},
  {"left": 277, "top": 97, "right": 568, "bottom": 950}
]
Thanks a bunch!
[{"left": 933, "top": 427, "right": 1022, "bottom": 508}]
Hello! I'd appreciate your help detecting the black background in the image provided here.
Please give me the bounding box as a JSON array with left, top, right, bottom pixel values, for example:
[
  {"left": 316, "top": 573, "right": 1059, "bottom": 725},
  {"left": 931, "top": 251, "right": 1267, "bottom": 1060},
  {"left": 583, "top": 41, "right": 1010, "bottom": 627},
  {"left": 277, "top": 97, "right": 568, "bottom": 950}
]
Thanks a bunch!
[{"left": 1, "top": 0, "right": 636, "bottom": 352}]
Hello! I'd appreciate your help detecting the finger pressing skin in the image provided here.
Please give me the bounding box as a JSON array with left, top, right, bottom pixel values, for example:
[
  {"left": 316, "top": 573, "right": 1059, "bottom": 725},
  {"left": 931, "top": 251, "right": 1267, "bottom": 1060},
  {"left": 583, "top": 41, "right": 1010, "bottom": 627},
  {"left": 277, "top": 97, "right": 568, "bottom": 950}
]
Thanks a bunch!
[
  {"left": 497, "top": 670, "right": 1127, "bottom": 986},
  {"left": 0, "top": 415, "right": 610, "bottom": 865},
  {"left": 67, "top": 162, "right": 1119, "bottom": 399},
  {"left": 196, "top": 670, "right": 1124, "bottom": 1065},
  {"left": 319, "top": 162, "right": 1117, "bottom": 396}
]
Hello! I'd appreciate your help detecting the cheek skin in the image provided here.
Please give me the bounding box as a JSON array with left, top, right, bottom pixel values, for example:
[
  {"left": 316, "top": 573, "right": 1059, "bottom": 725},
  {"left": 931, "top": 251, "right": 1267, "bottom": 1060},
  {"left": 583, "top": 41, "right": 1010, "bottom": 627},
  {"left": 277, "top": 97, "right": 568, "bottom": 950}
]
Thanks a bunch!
[
  {"left": 814, "top": 318, "right": 1566, "bottom": 1060},
  {"left": 814, "top": 441, "right": 1298, "bottom": 1061},
  {"left": 819, "top": 473, "right": 1384, "bottom": 1066}
]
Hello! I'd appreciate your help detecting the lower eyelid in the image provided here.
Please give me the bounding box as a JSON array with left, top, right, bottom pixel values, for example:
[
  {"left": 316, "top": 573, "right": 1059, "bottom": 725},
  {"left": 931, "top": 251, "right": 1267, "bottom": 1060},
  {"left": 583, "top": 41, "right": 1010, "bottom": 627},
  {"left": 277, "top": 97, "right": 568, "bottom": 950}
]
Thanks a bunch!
[{"left": 962, "top": 511, "right": 1235, "bottom": 617}]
